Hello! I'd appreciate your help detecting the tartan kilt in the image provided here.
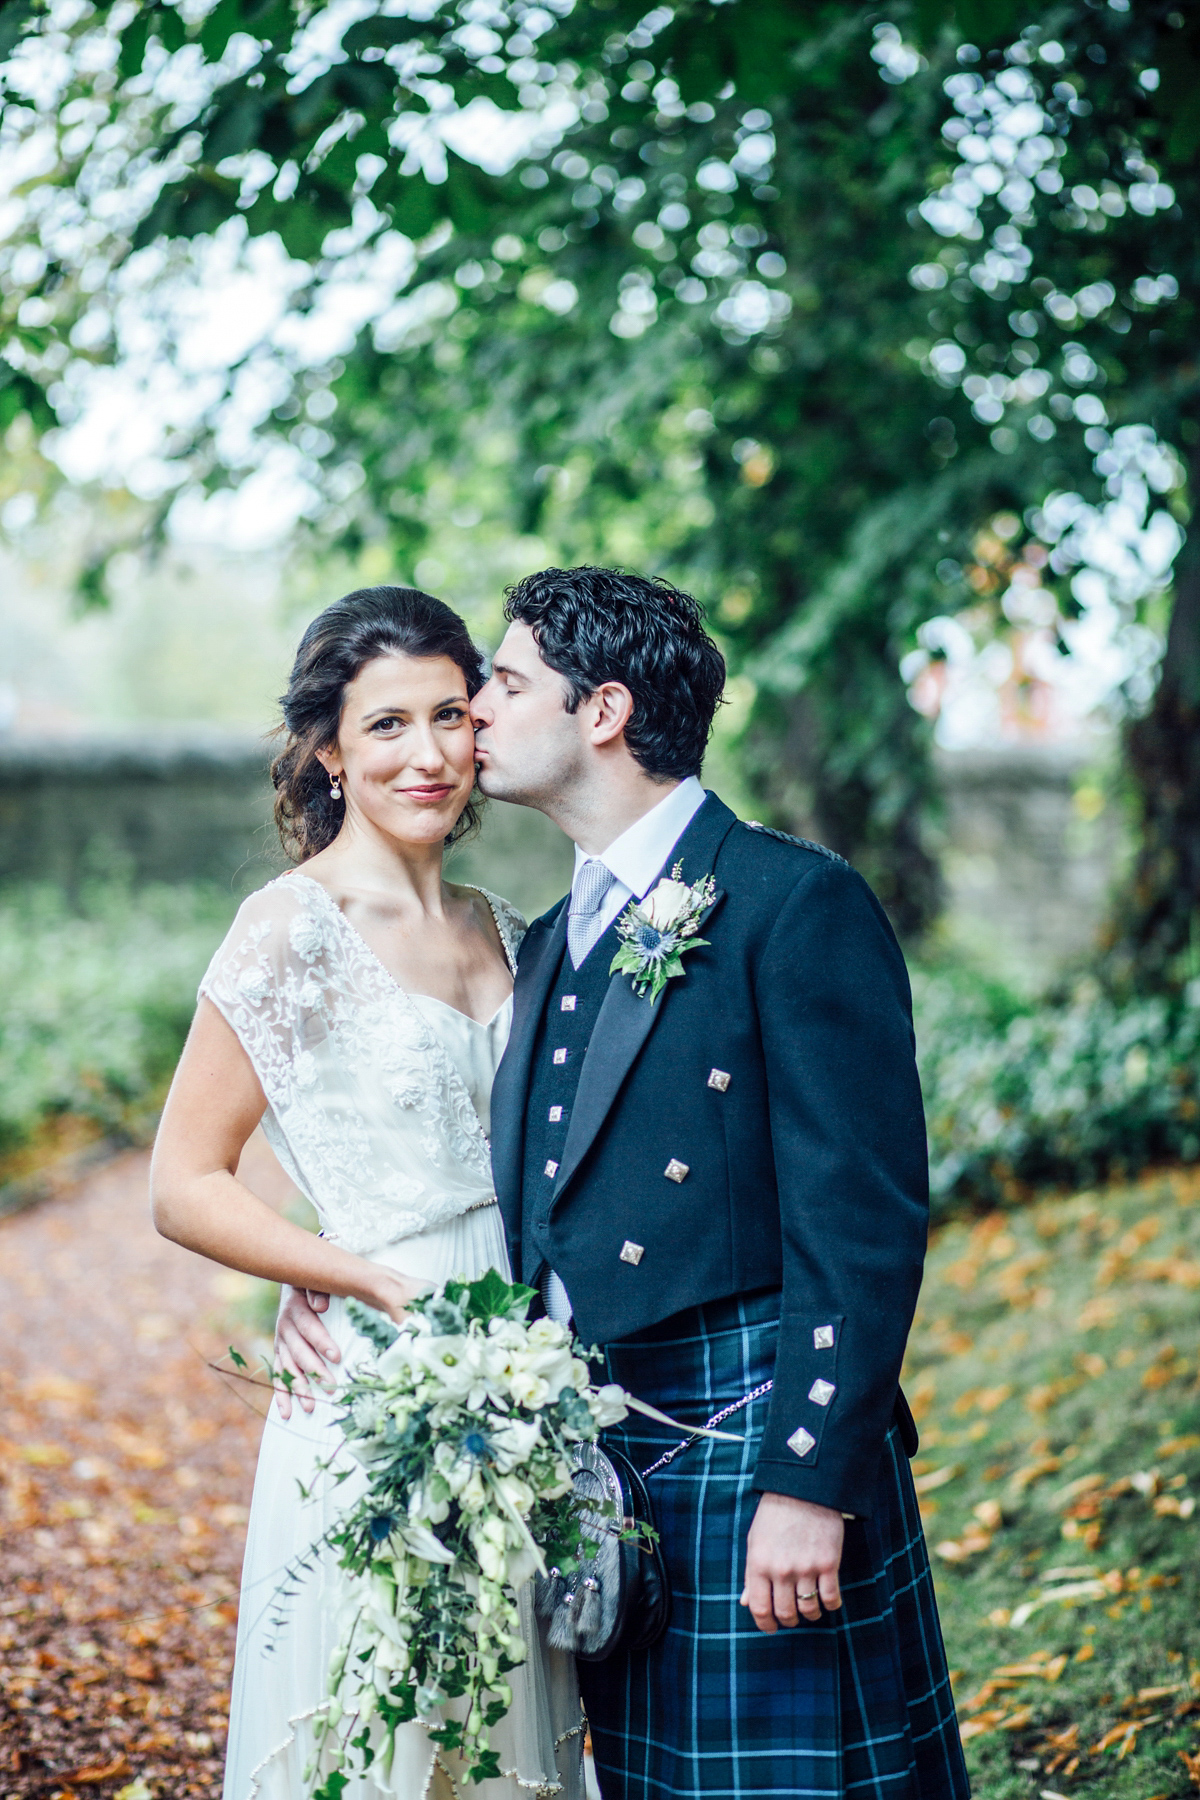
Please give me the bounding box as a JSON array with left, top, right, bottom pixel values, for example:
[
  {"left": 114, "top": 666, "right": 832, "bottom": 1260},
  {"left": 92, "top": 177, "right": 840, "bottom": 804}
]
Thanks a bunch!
[{"left": 579, "top": 1292, "right": 970, "bottom": 1800}]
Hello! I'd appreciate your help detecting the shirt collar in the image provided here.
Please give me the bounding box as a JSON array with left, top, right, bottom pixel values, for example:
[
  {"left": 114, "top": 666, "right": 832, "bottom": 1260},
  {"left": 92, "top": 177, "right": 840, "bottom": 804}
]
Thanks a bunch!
[{"left": 572, "top": 776, "right": 707, "bottom": 900}]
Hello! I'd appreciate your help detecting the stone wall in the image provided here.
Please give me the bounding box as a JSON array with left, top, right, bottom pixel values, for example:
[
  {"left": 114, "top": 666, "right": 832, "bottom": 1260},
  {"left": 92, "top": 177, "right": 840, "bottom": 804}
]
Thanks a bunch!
[
  {"left": 932, "top": 743, "right": 1123, "bottom": 984},
  {"left": 0, "top": 731, "right": 1121, "bottom": 978},
  {"left": 0, "top": 730, "right": 577, "bottom": 922}
]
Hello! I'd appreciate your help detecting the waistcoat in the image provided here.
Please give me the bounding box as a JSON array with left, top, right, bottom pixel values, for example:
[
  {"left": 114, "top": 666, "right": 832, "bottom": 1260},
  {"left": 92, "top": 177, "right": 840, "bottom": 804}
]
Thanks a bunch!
[{"left": 519, "top": 918, "right": 621, "bottom": 1287}]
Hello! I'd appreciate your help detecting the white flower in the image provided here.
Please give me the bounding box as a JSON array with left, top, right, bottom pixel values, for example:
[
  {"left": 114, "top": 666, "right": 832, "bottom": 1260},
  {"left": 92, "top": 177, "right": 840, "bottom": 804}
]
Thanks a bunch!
[
  {"left": 512, "top": 1343, "right": 576, "bottom": 1402},
  {"left": 525, "top": 1317, "right": 568, "bottom": 1348},
  {"left": 411, "top": 1333, "right": 480, "bottom": 1402},
  {"left": 378, "top": 1336, "right": 419, "bottom": 1383},
  {"left": 591, "top": 1383, "right": 630, "bottom": 1428},
  {"left": 401, "top": 1523, "right": 456, "bottom": 1564},
  {"left": 490, "top": 1417, "right": 542, "bottom": 1473},
  {"left": 509, "top": 1370, "right": 550, "bottom": 1409},
  {"left": 289, "top": 910, "right": 328, "bottom": 962},
  {"left": 505, "top": 1544, "right": 541, "bottom": 1591},
  {"left": 496, "top": 1473, "right": 535, "bottom": 1516},
  {"left": 457, "top": 1467, "right": 488, "bottom": 1513},
  {"left": 642, "top": 877, "right": 694, "bottom": 930},
  {"left": 350, "top": 1393, "right": 387, "bottom": 1435},
  {"left": 293, "top": 1050, "right": 319, "bottom": 1089}
]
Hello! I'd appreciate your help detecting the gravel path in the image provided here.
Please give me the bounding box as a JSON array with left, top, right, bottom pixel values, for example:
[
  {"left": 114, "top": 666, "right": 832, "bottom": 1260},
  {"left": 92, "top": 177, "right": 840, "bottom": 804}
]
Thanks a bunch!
[{"left": 0, "top": 1149, "right": 272, "bottom": 1799}]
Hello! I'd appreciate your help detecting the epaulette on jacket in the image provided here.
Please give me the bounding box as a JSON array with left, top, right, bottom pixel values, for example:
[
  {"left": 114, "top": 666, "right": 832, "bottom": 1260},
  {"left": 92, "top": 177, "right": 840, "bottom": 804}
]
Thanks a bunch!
[{"left": 739, "top": 820, "right": 850, "bottom": 868}]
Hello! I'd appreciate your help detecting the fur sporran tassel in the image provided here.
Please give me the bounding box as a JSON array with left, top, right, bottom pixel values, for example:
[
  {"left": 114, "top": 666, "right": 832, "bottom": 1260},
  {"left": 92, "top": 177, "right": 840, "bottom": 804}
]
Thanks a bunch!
[
  {"left": 535, "top": 1567, "right": 568, "bottom": 1622},
  {"left": 573, "top": 1576, "right": 602, "bottom": 1646},
  {"left": 546, "top": 1580, "right": 583, "bottom": 1652}
]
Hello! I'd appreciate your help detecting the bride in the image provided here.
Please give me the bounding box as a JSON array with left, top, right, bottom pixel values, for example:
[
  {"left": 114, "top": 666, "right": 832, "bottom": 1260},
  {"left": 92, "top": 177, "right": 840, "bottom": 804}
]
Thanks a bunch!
[{"left": 151, "top": 585, "right": 584, "bottom": 1800}]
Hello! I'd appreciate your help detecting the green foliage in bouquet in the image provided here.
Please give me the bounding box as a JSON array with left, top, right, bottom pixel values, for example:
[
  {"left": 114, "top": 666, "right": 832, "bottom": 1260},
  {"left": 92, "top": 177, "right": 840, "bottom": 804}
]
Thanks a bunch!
[{"left": 303, "top": 1272, "right": 631, "bottom": 1789}]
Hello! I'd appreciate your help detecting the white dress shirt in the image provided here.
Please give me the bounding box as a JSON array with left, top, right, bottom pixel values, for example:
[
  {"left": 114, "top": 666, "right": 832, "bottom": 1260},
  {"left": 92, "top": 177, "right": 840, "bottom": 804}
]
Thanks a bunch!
[
  {"left": 544, "top": 776, "right": 707, "bottom": 1325},
  {"left": 571, "top": 775, "right": 707, "bottom": 940}
]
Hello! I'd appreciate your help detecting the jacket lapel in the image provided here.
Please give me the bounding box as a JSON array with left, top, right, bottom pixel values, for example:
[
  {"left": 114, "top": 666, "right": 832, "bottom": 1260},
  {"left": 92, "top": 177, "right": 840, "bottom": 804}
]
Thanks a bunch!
[
  {"left": 491, "top": 898, "right": 568, "bottom": 1233},
  {"left": 552, "top": 791, "right": 738, "bottom": 1202}
]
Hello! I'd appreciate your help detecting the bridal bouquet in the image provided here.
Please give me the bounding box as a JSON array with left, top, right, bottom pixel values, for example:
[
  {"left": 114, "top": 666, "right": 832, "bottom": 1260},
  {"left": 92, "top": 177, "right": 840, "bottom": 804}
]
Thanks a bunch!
[{"left": 305, "top": 1270, "right": 632, "bottom": 1793}]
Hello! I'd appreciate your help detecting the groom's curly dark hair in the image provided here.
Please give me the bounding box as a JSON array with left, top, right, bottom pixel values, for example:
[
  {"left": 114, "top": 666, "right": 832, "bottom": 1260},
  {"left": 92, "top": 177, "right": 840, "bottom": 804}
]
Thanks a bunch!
[{"left": 504, "top": 567, "right": 726, "bottom": 782}]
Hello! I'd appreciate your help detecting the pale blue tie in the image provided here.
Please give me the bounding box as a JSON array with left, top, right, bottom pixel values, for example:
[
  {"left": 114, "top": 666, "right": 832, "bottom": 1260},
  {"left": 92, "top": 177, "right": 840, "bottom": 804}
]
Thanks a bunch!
[{"left": 568, "top": 858, "right": 617, "bottom": 968}]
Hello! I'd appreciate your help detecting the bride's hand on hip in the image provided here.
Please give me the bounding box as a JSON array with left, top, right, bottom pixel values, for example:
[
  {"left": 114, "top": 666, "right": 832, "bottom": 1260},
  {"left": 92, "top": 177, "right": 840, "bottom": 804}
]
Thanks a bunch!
[
  {"left": 273, "top": 1267, "right": 419, "bottom": 1418},
  {"left": 274, "top": 1285, "right": 339, "bottom": 1420}
]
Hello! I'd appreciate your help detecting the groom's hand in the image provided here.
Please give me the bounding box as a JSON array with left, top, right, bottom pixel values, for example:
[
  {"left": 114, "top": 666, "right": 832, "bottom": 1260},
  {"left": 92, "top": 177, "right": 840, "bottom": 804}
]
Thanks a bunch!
[
  {"left": 741, "top": 1492, "right": 844, "bottom": 1631},
  {"left": 273, "top": 1284, "right": 338, "bottom": 1419}
]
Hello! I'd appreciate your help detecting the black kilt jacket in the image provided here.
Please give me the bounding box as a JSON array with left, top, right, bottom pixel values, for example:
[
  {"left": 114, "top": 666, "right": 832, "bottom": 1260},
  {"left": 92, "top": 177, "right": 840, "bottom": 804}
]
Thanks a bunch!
[{"left": 490, "top": 791, "right": 927, "bottom": 1519}]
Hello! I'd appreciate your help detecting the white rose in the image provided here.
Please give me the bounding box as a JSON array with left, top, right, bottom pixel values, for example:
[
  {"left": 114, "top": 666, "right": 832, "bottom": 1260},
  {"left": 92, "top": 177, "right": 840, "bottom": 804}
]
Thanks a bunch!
[
  {"left": 526, "top": 1317, "right": 568, "bottom": 1347},
  {"left": 509, "top": 1370, "right": 550, "bottom": 1409},
  {"left": 525, "top": 1347, "right": 577, "bottom": 1401},
  {"left": 642, "top": 878, "right": 693, "bottom": 930}
]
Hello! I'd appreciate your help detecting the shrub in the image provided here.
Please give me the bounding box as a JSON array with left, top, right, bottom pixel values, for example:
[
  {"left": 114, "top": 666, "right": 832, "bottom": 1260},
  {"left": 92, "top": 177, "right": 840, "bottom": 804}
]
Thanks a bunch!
[
  {"left": 914, "top": 964, "right": 1200, "bottom": 1215},
  {"left": 0, "top": 881, "right": 237, "bottom": 1169}
]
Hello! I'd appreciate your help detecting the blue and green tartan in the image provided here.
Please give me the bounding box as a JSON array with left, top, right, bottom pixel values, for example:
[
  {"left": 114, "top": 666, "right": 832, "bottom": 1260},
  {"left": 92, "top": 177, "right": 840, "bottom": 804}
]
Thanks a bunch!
[{"left": 580, "top": 1292, "right": 970, "bottom": 1800}]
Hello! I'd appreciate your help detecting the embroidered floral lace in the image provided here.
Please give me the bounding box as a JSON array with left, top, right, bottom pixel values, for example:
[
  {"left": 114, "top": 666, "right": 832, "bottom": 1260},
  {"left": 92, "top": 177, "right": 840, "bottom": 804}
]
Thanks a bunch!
[{"left": 199, "top": 873, "right": 526, "bottom": 1255}]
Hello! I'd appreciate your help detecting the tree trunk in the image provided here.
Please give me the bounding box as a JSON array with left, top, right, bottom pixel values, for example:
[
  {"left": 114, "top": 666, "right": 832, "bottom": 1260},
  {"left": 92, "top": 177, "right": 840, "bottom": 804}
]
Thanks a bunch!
[{"left": 1105, "top": 536, "right": 1200, "bottom": 994}]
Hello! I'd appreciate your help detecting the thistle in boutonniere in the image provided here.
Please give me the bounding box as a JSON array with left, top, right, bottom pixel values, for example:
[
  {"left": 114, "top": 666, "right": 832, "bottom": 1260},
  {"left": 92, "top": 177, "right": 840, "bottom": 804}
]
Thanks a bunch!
[{"left": 609, "top": 862, "right": 716, "bottom": 1002}]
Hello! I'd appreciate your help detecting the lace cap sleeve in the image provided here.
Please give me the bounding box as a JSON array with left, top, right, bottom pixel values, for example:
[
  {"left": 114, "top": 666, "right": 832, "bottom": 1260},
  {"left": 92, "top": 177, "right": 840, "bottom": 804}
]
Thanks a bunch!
[
  {"left": 197, "top": 877, "right": 321, "bottom": 1100},
  {"left": 470, "top": 887, "right": 527, "bottom": 976}
]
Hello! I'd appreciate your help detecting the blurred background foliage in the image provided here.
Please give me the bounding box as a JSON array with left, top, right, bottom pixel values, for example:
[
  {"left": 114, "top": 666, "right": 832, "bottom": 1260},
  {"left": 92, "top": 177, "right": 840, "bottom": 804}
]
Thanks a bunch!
[{"left": 1, "top": 0, "right": 1199, "bottom": 1210}]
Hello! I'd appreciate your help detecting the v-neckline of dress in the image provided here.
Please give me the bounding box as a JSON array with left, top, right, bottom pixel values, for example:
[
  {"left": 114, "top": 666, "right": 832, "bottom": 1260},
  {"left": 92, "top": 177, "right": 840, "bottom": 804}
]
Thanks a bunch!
[{"left": 286, "top": 872, "right": 516, "bottom": 1027}]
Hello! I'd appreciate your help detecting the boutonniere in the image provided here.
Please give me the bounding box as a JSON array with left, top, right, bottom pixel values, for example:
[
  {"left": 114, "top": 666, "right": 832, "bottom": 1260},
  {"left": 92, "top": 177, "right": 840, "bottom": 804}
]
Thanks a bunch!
[{"left": 609, "top": 862, "right": 717, "bottom": 1002}]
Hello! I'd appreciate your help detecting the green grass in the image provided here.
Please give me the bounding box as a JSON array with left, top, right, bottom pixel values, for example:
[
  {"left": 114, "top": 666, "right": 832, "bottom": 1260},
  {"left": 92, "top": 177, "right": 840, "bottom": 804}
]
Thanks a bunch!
[
  {"left": 0, "top": 880, "right": 238, "bottom": 1176},
  {"left": 910, "top": 1167, "right": 1200, "bottom": 1797}
]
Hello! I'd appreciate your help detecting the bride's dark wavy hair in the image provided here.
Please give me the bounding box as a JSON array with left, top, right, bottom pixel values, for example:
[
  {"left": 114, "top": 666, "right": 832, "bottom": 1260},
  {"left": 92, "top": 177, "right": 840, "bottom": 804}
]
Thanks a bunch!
[{"left": 271, "top": 585, "right": 487, "bottom": 864}]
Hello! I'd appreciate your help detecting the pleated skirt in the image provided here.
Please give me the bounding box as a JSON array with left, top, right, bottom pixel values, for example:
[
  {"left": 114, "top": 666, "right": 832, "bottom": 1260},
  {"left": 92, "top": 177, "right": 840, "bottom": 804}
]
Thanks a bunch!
[{"left": 579, "top": 1291, "right": 970, "bottom": 1800}]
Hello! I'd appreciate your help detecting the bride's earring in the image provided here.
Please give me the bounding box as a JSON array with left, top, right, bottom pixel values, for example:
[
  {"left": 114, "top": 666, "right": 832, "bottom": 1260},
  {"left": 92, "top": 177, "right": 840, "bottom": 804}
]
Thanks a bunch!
[{"left": 329, "top": 773, "right": 343, "bottom": 801}]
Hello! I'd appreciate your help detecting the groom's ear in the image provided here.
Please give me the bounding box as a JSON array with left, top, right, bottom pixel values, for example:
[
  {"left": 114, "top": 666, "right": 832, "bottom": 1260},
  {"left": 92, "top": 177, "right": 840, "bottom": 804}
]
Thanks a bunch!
[{"left": 584, "top": 681, "right": 634, "bottom": 749}]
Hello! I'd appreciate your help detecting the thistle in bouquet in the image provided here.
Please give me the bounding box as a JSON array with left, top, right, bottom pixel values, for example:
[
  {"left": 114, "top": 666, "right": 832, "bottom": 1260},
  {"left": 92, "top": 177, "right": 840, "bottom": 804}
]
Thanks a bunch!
[{"left": 305, "top": 1270, "right": 634, "bottom": 1794}]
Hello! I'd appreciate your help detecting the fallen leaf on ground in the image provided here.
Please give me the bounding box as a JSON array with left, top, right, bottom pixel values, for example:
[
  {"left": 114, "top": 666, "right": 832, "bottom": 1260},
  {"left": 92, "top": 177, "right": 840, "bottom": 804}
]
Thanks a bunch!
[
  {"left": 912, "top": 1465, "right": 961, "bottom": 1495},
  {"left": 63, "top": 1757, "right": 131, "bottom": 1785}
]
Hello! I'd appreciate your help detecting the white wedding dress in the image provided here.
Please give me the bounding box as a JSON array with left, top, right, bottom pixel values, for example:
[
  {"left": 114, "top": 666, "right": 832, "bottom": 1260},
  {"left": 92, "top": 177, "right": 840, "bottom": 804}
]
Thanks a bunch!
[{"left": 200, "top": 873, "right": 584, "bottom": 1800}]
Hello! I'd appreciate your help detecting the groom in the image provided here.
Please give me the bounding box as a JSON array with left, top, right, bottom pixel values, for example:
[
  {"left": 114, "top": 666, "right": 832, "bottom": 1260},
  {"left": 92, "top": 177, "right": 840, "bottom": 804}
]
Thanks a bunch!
[
  {"left": 468, "top": 568, "right": 968, "bottom": 1800},
  {"left": 278, "top": 565, "right": 968, "bottom": 1799}
]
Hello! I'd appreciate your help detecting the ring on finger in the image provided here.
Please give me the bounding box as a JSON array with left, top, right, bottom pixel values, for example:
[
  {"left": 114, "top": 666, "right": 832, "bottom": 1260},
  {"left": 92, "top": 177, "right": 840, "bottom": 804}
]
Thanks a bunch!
[{"left": 797, "top": 1589, "right": 819, "bottom": 1601}]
